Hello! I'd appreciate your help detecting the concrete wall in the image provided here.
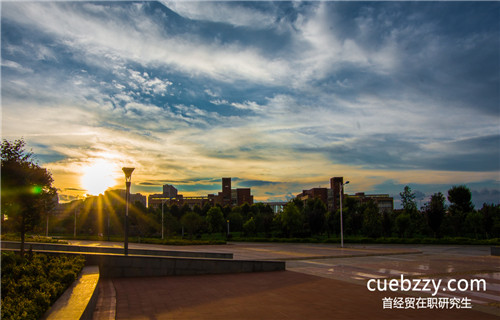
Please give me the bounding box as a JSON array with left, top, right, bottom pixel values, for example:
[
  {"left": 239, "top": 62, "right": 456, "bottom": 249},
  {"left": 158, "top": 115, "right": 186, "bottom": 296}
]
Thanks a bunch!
[
  {"left": 492, "top": 246, "right": 500, "bottom": 256},
  {"left": 84, "top": 254, "right": 285, "bottom": 278},
  {"left": 1, "top": 241, "right": 233, "bottom": 259},
  {"left": 2, "top": 243, "right": 285, "bottom": 278}
]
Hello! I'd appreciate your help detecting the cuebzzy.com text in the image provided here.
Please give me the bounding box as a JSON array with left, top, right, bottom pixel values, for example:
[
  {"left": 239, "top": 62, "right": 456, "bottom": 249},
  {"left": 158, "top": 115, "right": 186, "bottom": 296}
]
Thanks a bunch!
[{"left": 366, "top": 275, "right": 486, "bottom": 297}]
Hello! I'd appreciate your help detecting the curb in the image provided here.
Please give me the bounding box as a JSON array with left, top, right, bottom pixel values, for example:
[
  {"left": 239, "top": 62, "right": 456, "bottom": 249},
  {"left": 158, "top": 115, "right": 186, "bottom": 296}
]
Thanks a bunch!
[{"left": 42, "top": 265, "right": 100, "bottom": 320}]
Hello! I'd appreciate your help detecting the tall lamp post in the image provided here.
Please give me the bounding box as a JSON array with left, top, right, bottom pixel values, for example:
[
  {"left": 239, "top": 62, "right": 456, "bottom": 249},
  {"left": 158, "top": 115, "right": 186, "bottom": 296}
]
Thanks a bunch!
[
  {"left": 340, "top": 180, "right": 350, "bottom": 248},
  {"left": 122, "top": 167, "right": 135, "bottom": 255}
]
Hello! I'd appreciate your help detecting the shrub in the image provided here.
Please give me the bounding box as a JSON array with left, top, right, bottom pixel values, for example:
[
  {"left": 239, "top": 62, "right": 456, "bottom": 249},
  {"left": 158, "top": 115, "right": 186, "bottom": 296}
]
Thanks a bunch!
[{"left": 1, "top": 252, "right": 85, "bottom": 320}]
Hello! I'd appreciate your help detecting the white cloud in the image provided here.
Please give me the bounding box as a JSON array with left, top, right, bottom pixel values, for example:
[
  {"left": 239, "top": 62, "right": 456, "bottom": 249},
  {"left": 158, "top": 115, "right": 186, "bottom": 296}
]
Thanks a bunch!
[{"left": 160, "top": 1, "right": 277, "bottom": 29}]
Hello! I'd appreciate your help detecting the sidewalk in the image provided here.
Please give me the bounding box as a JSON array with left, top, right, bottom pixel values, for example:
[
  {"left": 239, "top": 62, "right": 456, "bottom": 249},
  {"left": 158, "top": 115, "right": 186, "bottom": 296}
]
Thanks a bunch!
[
  {"left": 109, "top": 271, "right": 497, "bottom": 320},
  {"left": 90, "top": 243, "right": 499, "bottom": 319}
]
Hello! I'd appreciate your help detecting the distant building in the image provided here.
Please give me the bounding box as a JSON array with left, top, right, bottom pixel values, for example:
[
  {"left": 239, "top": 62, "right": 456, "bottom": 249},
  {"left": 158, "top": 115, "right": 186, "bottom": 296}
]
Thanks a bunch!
[
  {"left": 104, "top": 189, "right": 147, "bottom": 208},
  {"left": 259, "top": 201, "right": 288, "bottom": 214},
  {"left": 148, "top": 178, "right": 254, "bottom": 209},
  {"left": 350, "top": 192, "right": 394, "bottom": 213},
  {"left": 163, "top": 184, "right": 178, "bottom": 198},
  {"left": 297, "top": 177, "right": 393, "bottom": 213},
  {"left": 297, "top": 177, "right": 344, "bottom": 212}
]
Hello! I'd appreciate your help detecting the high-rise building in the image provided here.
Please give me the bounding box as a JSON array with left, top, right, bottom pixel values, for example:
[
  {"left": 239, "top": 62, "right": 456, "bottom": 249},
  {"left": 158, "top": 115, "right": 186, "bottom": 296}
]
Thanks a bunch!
[
  {"left": 221, "top": 177, "right": 232, "bottom": 206},
  {"left": 330, "top": 177, "right": 344, "bottom": 213},
  {"left": 163, "top": 184, "right": 178, "bottom": 198}
]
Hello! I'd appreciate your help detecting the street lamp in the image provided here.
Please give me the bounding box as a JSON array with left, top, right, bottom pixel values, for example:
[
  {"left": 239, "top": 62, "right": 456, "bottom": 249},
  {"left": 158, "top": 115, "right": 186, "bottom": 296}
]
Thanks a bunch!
[
  {"left": 340, "top": 180, "right": 350, "bottom": 248},
  {"left": 122, "top": 167, "right": 135, "bottom": 255}
]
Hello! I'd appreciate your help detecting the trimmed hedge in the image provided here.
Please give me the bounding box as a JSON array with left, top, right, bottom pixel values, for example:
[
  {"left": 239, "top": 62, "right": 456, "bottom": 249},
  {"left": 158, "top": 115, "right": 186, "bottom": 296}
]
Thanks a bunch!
[
  {"left": 0, "top": 234, "right": 68, "bottom": 244},
  {"left": 1, "top": 252, "right": 85, "bottom": 320}
]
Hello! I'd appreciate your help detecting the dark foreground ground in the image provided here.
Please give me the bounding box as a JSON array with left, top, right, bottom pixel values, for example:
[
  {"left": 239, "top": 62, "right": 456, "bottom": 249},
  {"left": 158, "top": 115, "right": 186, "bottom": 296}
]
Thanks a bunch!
[{"left": 87, "top": 241, "right": 499, "bottom": 319}]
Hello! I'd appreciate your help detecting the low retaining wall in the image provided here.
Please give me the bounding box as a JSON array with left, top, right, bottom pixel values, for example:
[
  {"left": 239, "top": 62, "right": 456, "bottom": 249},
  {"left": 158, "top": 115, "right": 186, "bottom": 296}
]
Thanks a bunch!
[
  {"left": 42, "top": 265, "right": 99, "bottom": 320},
  {"left": 492, "top": 246, "right": 500, "bottom": 256},
  {"left": 2, "top": 246, "right": 285, "bottom": 278},
  {"left": 84, "top": 253, "right": 285, "bottom": 278},
  {"left": 1, "top": 241, "right": 232, "bottom": 259}
]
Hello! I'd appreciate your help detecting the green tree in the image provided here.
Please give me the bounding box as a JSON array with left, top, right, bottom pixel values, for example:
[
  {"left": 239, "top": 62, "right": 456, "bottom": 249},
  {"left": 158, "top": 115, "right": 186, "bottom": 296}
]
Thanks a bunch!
[
  {"left": 227, "top": 210, "right": 243, "bottom": 232},
  {"left": 395, "top": 213, "right": 411, "bottom": 238},
  {"left": 304, "top": 198, "right": 327, "bottom": 236},
  {"left": 480, "top": 203, "right": 500, "bottom": 238},
  {"left": 206, "top": 206, "right": 225, "bottom": 234},
  {"left": 181, "top": 212, "right": 204, "bottom": 238},
  {"left": 425, "top": 192, "right": 446, "bottom": 238},
  {"left": 448, "top": 185, "right": 474, "bottom": 213},
  {"left": 361, "top": 201, "right": 382, "bottom": 238},
  {"left": 381, "top": 211, "right": 394, "bottom": 237},
  {"left": 280, "top": 202, "right": 303, "bottom": 237},
  {"left": 447, "top": 185, "right": 474, "bottom": 236},
  {"left": 1, "top": 139, "right": 57, "bottom": 255},
  {"left": 400, "top": 186, "right": 417, "bottom": 213},
  {"left": 325, "top": 210, "right": 340, "bottom": 237},
  {"left": 243, "top": 217, "right": 256, "bottom": 235},
  {"left": 465, "top": 211, "right": 483, "bottom": 239}
]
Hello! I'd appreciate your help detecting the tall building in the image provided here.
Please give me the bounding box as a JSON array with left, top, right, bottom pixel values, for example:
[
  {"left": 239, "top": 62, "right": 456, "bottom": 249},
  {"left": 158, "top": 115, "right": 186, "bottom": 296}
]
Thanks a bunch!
[
  {"left": 221, "top": 177, "right": 232, "bottom": 206},
  {"left": 162, "top": 184, "right": 178, "bottom": 198},
  {"left": 330, "top": 177, "right": 344, "bottom": 213}
]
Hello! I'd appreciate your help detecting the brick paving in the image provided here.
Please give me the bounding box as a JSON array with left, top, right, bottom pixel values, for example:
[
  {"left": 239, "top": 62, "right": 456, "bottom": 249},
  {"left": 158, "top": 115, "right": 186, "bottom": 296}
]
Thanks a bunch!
[
  {"left": 90, "top": 243, "right": 499, "bottom": 319},
  {"left": 111, "top": 271, "right": 498, "bottom": 320}
]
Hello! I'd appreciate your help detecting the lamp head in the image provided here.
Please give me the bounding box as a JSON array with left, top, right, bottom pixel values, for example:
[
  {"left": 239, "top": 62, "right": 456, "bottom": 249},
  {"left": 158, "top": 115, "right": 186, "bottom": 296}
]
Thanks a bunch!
[
  {"left": 122, "top": 167, "right": 135, "bottom": 179},
  {"left": 345, "top": 181, "right": 350, "bottom": 185}
]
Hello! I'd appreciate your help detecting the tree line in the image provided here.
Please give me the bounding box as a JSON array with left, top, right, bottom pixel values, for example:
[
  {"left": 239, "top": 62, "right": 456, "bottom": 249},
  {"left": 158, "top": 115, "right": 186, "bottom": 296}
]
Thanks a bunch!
[{"left": 2, "top": 138, "right": 500, "bottom": 248}]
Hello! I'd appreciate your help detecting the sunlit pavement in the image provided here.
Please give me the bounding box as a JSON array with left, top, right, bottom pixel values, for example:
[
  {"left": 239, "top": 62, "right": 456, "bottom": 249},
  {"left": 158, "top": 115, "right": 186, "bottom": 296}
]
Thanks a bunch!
[{"left": 82, "top": 241, "right": 500, "bottom": 319}]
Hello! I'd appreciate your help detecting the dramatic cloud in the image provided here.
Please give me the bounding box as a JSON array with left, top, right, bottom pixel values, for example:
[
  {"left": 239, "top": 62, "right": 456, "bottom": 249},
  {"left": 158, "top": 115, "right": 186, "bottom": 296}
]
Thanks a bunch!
[{"left": 1, "top": 1, "right": 498, "bottom": 206}]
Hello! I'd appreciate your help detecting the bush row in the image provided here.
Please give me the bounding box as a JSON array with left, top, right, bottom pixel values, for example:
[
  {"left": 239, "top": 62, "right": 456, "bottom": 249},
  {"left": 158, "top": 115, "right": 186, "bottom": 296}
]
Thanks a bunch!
[
  {"left": 1, "top": 252, "right": 85, "bottom": 320},
  {"left": 0, "top": 234, "right": 68, "bottom": 244}
]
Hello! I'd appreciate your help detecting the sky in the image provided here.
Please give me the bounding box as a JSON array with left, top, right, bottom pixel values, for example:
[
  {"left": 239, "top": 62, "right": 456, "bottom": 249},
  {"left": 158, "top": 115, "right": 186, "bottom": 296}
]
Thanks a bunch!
[{"left": 1, "top": 1, "right": 499, "bottom": 209}]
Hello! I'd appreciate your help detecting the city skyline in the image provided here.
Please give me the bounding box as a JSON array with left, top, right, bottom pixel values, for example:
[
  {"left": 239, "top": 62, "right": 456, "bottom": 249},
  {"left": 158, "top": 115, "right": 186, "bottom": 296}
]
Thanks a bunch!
[{"left": 1, "top": 1, "right": 499, "bottom": 209}]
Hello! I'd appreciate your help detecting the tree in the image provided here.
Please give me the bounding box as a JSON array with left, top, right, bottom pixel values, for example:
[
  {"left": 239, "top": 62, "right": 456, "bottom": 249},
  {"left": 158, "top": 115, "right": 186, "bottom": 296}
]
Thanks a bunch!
[
  {"left": 304, "top": 198, "right": 327, "bottom": 236},
  {"left": 280, "top": 202, "right": 303, "bottom": 237},
  {"left": 206, "top": 206, "right": 225, "bottom": 234},
  {"left": 400, "top": 186, "right": 417, "bottom": 213},
  {"left": 361, "top": 201, "right": 382, "bottom": 238},
  {"left": 425, "top": 192, "right": 446, "bottom": 238},
  {"left": 480, "top": 204, "right": 500, "bottom": 238},
  {"left": 448, "top": 185, "right": 474, "bottom": 213},
  {"left": 447, "top": 185, "right": 474, "bottom": 236},
  {"left": 1, "top": 139, "right": 57, "bottom": 255},
  {"left": 243, "top": 217, "right": 256, "bottom": 235},
  {"left": 395, "top": 213, "right": 410, "bottom": 238},
  {"left": 465, "top": 211, "right": 483, "bottom": 239},
  {"left": 227, "top": 210, "right": 243, "bottom": 232},
  {"left": 181, "top": 212, "right": 204, "bottom": 238}
]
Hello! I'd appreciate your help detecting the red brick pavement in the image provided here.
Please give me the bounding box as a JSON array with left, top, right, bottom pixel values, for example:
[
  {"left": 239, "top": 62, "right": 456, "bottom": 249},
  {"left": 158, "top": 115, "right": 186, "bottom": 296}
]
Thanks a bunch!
[{"left": 111, "top": 271, "right": 498, "bottom": 320}]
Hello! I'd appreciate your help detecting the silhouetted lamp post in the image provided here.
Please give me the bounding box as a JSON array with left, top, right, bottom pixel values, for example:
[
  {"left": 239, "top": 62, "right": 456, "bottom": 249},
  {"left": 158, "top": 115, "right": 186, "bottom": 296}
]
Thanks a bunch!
[
  {"left": 340, "top": 180, "right": 350, "bottom": 248},
  {"left": 122, "top": 167, "right": 135, "bottom": 255}
]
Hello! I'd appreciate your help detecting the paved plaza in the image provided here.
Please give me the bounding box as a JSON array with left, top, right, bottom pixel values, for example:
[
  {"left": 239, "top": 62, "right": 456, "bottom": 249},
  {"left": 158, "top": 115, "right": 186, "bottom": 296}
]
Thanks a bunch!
[{"left": 85, "top": 241, "right": 500, "bottom": 319}]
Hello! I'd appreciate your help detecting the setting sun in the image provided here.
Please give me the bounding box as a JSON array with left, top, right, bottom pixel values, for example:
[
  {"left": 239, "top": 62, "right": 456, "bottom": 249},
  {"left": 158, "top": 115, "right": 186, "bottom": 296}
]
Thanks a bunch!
[{"left": 81, "top": 159, "right": 120, "bottom": 196}]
